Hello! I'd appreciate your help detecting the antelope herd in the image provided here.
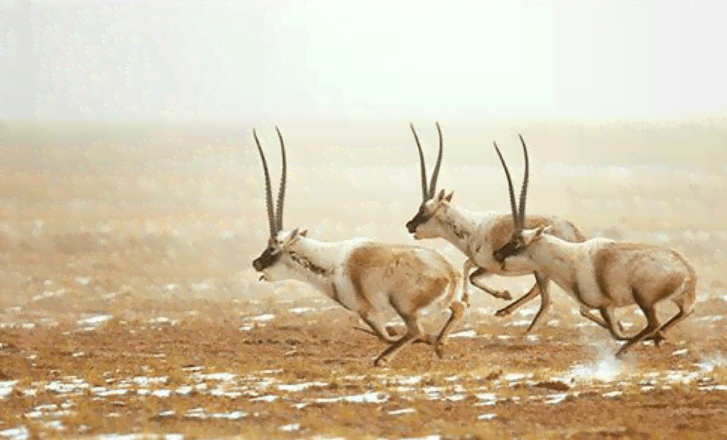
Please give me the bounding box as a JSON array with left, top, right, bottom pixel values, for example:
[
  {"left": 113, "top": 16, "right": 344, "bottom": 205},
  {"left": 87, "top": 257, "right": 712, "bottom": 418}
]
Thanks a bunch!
[{"left": 250, "top": 124, "right": 699, "bottom": 365}]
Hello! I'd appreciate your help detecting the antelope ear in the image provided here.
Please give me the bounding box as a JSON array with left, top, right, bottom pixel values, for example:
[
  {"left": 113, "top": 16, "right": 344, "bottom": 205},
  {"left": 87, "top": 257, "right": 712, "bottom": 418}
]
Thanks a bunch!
[
  {"left": 288, "top": 227, "right": 308, "bottom": 240},
  {"left": 444, "top": 190, "right": 454, "bottom": 202},
  {"left": 437, "top": 189, "right": 446, "bottom": 201},
  {"left": 534, "top": 224, "right": 553, "bottom": 239},
  {"left": 281, "top": 228, "right": 303, "bottom": 249}
]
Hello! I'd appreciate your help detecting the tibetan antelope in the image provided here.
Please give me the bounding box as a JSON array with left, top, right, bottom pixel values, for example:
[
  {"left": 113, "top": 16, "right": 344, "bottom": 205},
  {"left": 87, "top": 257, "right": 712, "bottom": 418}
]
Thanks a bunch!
[
  {"left": 404, "top": 123, "right": 587, "bottom": 333},
  {"left": 491, "top": 137, "right": 697, "bottom": 358},
  {"left": 250, "top": 127, "right": 466, "bottom": 367}
]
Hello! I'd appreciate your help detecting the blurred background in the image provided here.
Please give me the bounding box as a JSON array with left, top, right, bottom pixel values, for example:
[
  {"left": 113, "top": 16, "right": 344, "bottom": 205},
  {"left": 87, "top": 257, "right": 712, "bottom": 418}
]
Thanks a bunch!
[{"left": 2, "top": 0, "right": 726, "bottom": 319}]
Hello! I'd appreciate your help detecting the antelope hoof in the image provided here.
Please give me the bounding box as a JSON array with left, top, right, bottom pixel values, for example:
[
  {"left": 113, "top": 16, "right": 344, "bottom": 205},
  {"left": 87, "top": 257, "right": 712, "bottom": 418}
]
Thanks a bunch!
[
  {"left": 651, "top": 333, "right": 668, "bottom": 347},
  {"left": 385, "top": 325, "right": 398, "bottom": 338},
  {"left": 495, "top": 290, "right": 512, "bottom": 301},
  {"left": 520, "top": 328, "right": 534, "bottom": 338},
  {"left": 414, "top": 334, "right": 436, "bottom": 345},
  {"left": 495, "top": 307, "right": 513, "bottom": 317},
  {"left": 434, "top": 343, "right": 445, "bottom": 359},
  {"left": 373, "top": 356, "right": 388, "bottom": 367}
]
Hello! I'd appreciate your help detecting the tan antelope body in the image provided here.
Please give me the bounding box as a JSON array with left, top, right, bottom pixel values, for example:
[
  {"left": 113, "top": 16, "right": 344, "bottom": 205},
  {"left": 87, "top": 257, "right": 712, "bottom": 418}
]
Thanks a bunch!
[
  {"left": 404, "top": 123, "right": 586, "bottom": 332},
  {"left": 251, "top": 127, "right": 466, "bottom": 367},
  {"left": 491, "top": 138, "right": 697, "bottom": 358}
]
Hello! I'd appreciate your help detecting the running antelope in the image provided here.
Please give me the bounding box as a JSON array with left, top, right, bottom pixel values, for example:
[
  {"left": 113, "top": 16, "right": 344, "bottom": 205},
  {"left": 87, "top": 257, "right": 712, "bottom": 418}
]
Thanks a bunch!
[
  {"left": 491, "top": 137, "right": 697, "bottom": 358},
  {"left": 404, "top": 123, "right": 587, "bottom": 333},
  {"left": 251, "top": 127, "right": 466, "bottom": 366}
]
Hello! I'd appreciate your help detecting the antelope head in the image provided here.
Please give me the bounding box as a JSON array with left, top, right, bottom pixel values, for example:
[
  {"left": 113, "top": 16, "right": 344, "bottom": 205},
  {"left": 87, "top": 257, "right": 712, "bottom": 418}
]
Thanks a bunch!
[
  {"left": 404, "top": 122, "right": 455, "bottom": 239},
  {"left": 251, "top": 127, "right": 308, "bottom": 282},
  {"left": 492, "top": 134, "right": 551, "bottom": 264}
]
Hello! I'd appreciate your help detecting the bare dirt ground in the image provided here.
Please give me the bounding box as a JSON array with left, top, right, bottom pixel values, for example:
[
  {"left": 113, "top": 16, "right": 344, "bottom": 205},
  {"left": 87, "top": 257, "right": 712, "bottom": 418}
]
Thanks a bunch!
[
  {"left": 2, "top": 120, "right": 727, "bottom": 439},
  {"left": 1, "top": 296, "right": 727, "bottom": 440}
]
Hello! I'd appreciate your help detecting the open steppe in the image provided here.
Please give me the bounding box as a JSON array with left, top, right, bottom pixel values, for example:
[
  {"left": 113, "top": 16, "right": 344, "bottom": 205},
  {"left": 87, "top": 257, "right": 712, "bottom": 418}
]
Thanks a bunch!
[{"left": 2, "top": 119, "right": 726, "bottom": 439}]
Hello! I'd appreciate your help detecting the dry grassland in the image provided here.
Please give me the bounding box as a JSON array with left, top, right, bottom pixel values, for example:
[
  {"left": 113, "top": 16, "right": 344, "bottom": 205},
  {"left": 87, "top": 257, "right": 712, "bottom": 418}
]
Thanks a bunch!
[{"left": 1, "top": 118, "right": 726, "bottom": 439}]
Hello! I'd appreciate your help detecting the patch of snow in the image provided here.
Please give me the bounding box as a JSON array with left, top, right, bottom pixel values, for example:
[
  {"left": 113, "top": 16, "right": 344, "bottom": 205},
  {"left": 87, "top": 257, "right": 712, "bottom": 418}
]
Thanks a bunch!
[
  {"left": 397, "top": 376, "right": 423, "bottom": 385},
  {"left": 77, "top": 314, "right": 113, "bottom": 328},
  {"left": 75, "top": 276, "right": 91, "bottom": 286},
  {"left": 449, "top": 330, "right": 477, "bottom": 338},
  {"left": 250, "top": 395, "right": 278, "bottom": 402},
  {"left": 0, "top": 426, "right": 29, "bottom": 440},
  {"left": 46, "top": 378, "right": 90, "bottom": 394},
  {"left": 475, "top": 393, "right": 497, "bottom": 406},
  {"left": 313, "top": 392, "right": 389, "bottom": 404},
  {"left": 129, "top": 376, "right": 168, "bottom": 387},
  {"left": 192, "top": 372, "right": 235, "bottom": 382},
  {"left": 279, "top": 423, "right": 301, "bottom": 431},
  {"left": 249, "top": 314, "right": 275, "bottom": 322},
  {"left": 0, "top": 381, "right": 18, "bottom": 399},
  {"left": 278, "top": 381, "right": 329, "bottom": 392},
  {"left": 545, "top": 393, "right": 568, "bottom": 405},
  {"left": 388, "top": 408, "right": 416, "bottom": 415}
]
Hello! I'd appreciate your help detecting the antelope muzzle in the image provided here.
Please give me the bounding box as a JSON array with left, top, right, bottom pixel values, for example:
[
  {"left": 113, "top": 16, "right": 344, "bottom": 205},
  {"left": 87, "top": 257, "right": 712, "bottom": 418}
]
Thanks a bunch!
[{"left": 252, "top": 247, "right": 281, "bottom": 272}]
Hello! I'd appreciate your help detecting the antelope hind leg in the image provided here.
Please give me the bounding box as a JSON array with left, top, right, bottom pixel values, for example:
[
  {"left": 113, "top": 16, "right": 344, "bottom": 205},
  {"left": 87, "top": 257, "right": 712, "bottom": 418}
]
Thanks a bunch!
[
  {"left": 615, "top": 304, "right": 661, "bottom": 359},
  {"left": 470, "top": 267, "right": 512, "bottom": 300},
  {"left": 432, "top": 300, "right": 467, "bottom": 359},
  {"left": 373, "top": 314, "right": 424, "bottom": 367}
]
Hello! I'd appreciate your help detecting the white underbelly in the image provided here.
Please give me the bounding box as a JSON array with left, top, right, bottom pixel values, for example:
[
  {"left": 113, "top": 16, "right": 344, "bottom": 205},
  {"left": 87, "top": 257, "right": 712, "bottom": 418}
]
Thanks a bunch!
[{"left": 574, "top": 275, "right": 607, "bottom": 309}]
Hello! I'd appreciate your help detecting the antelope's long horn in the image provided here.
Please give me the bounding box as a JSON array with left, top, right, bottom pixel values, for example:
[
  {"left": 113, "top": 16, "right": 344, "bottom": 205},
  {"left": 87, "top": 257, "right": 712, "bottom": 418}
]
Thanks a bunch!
[
  {"left": 274, "top": 126, "right": 287, "bottom": 232},
  {"left": 493, "top": 141, "right": 519, "bottom": 227},
  {"left": 253, "top": 129, "right": 277, "bottom": 237},
  {"left": 410, "top": 123, "right": 429, "bottom": 201},
  {"left": 428, "top": 121, "right": 444, "bottom": 199},
  {"left": 517, "top": 134, "right": 529, "bottom": 230}
]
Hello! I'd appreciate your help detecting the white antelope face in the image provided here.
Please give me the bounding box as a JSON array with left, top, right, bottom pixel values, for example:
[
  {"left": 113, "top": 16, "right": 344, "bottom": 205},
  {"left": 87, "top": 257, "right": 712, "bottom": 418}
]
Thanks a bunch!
[
  {"left": 252, "top": 228, "right": 308, "bottom": 282},
  {"left": 405, "top": 189, "right": 454, "bottom": 239},
  {"left": 404, "top": 122, "right": 452, "bottom": 239}
]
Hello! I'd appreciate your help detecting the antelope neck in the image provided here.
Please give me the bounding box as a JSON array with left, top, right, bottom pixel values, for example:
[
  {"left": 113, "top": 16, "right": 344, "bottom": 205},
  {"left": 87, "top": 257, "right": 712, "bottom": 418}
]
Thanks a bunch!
[{"left": 435, "top": 204, "right": 480, "bottom": 255}]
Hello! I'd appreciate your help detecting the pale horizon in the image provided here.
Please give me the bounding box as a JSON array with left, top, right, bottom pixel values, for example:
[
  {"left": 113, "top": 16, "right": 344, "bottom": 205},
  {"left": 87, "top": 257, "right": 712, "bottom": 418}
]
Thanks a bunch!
[{"left": 4, "top": 0, "right": 726, "bottom": 123}]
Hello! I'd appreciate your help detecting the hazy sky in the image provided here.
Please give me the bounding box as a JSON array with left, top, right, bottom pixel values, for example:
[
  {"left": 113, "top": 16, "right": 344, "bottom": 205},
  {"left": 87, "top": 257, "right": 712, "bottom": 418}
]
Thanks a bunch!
[{"left": 3, "top": 0, "right": 726, "bottom": 121}]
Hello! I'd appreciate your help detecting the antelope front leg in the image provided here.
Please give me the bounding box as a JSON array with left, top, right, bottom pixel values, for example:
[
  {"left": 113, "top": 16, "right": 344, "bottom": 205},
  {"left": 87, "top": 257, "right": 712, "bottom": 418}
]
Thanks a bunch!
[
  {"left": 495, "top": 281, "right": 540, "bottom": 317},
  {"left": 469, "top": 267, "right": 513, "bottom": 301},
  {"left": 356, "top": 315, "right": 434, "bottom": 346},
  {"left": 357, "top": 314, "right": 398, "bottom": 343},
  {"left": 461, "top": 259, "right": 475, "bottom": 307},
  {"left": 521, "top": 272, "right": 551, "bottom": 334}
]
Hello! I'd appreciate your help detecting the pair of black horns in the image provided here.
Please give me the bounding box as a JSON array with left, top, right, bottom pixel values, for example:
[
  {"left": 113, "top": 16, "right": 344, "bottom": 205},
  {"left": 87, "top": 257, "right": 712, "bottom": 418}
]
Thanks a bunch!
[
  {"left": 493, "top": 134, "right": 529, "bottom": 231},
  {"left": 253, "top": 127, "right": 287, "bottom": 237},
  {"left": 411, "top": 122, "right": 444, "bottom": 202}
]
